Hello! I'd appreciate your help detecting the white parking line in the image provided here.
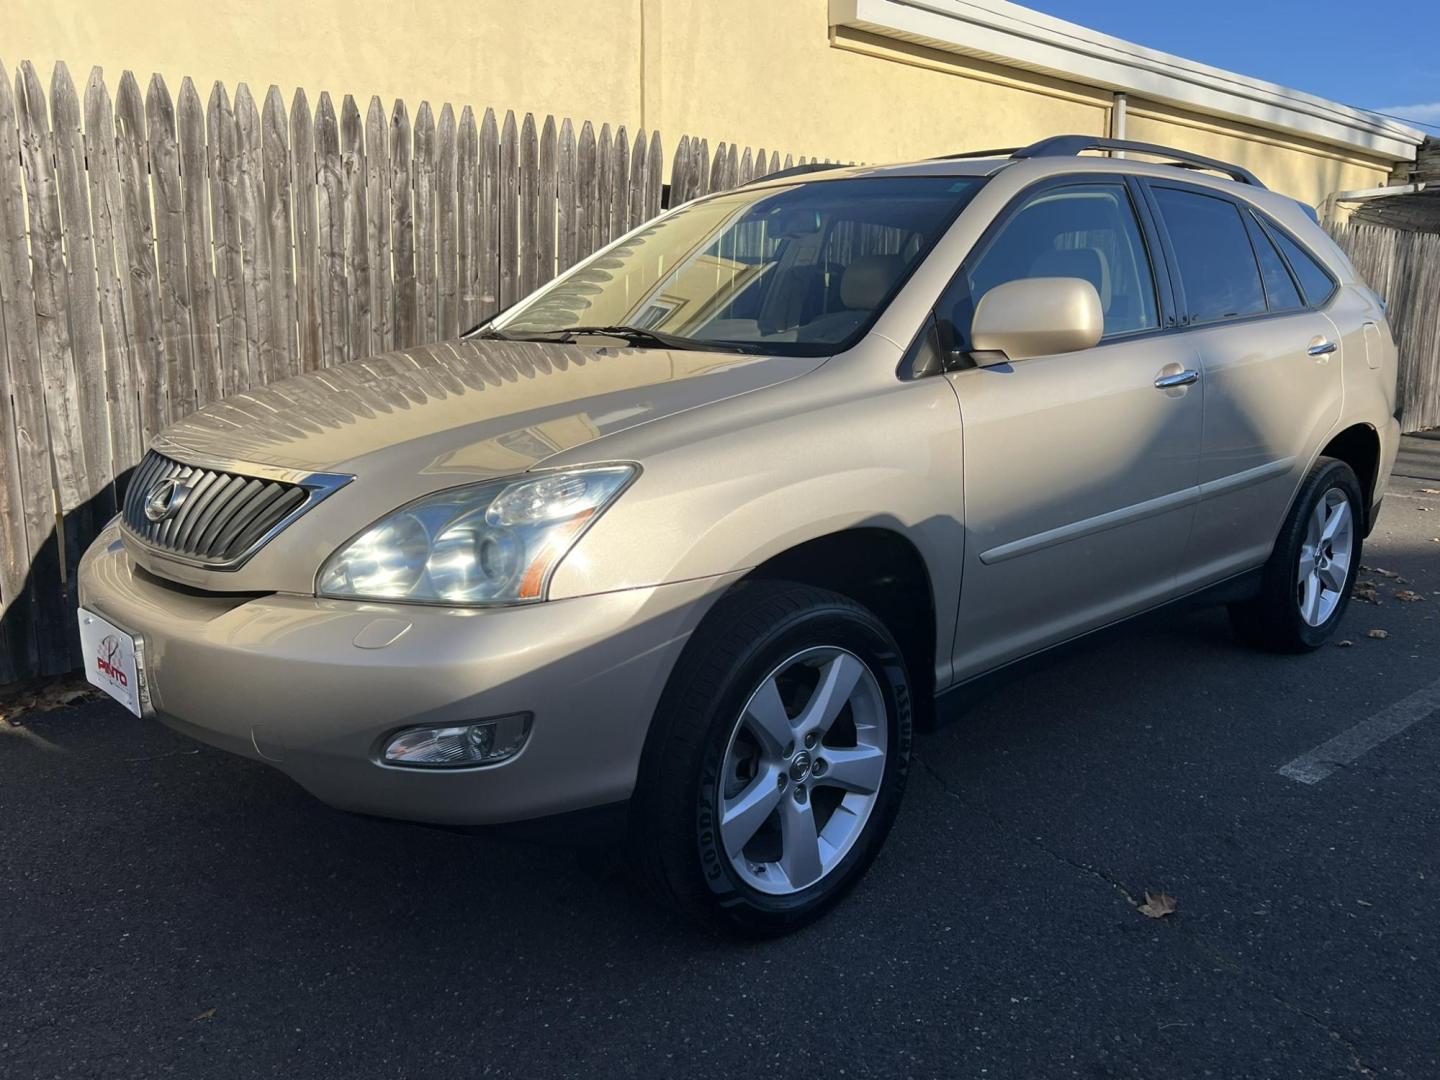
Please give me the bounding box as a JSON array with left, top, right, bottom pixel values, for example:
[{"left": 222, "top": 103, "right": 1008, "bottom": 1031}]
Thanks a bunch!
[{"left": 1280, "top": 676, "right": 1440, "bottom": 784}]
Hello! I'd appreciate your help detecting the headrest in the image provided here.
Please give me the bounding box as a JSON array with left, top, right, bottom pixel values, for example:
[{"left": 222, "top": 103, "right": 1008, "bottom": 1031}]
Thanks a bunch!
[
  {"left": 840, "top": 254, "right": 905, "bottom": 310},
  {"left": 1029, "top": 248, "right": 1111, "bottom": 309}
]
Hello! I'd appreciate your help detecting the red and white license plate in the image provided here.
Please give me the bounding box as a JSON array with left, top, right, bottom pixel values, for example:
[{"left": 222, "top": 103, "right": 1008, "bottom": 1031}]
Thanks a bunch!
[{"left": 78, "top": 608, "right": 144, "bottom": 717}]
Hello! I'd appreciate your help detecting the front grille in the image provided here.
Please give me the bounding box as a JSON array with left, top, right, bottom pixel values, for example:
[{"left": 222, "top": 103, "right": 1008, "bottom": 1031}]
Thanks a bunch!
[{"left": 122, "top": 451, "right": 314, "bottom": 568}]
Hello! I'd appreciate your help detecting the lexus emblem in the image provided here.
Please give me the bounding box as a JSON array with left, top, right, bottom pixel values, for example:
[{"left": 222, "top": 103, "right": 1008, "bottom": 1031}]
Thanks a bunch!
[{"left": 143, "top": 477, "right": 191, "bottom": 523}]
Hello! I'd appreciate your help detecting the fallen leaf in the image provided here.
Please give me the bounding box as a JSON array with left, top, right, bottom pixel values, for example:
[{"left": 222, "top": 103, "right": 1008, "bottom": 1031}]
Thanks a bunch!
[
  {"left": 1365, "top": 566, "right": 1402, "bottom": 579},
  {"left": 1336, "top": 639, "right": 1354, "bottom": 648},
  {"left": 1366, "top": 629, "right": 1390, "bottom": 639},
  {"left": 1395, "top": 590, "right": 1425, "bottom": 602},
  {"left": 193, "top": 1008, "right": 216, "bottom": 1022},
  {"left": 1138, "top": 891, "right": 1178, "bottom": 919},
  {"left": 1353, "top": 581, "right": 1379, "bottom": 604},
  {"left": 1419, "top": 488, "right": 1440, "bottom": 495},
  {"left": 0, "top": 676, "right": 98, "bottom": 723}
]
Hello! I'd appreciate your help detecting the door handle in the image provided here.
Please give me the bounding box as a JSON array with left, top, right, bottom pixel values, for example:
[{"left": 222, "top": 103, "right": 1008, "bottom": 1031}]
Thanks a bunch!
[
  {"left": 1154, "top": 369, "right": 1199, "bottom": 389},
  {"left": 1308, "top": 340, "right": 1338, "bottom": 356}
]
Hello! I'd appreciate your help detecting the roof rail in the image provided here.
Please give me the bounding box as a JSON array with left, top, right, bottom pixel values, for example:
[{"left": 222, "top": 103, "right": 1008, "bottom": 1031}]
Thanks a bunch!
[
  {"left": 1012, "top": 136, "right": 1265, "bottom": 188},
  {"left": 936, "top": 146, "right": 1022, "bottom": 160},
  {"left": 742, "top": 162, "right": 848, "bottom": 186}
]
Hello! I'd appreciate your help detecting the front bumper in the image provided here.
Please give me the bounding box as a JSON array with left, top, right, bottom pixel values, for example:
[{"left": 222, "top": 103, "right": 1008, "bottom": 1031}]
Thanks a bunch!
[{"left": 79, "top": 521, "right": 738, "bottom": 826}]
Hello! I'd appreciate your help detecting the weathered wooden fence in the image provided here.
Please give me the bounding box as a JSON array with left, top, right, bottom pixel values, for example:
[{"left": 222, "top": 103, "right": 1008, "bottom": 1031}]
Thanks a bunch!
[
  {"left": 1329, "top": 221, "right": 1440, "bottom": 434},
  {"left": 0, "top": 58, "right": 834, "bottom": 684}
]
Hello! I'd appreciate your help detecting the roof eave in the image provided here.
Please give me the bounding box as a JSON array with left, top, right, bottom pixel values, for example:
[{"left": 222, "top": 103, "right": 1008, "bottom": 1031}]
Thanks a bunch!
[{"left": 829, "top": 0, "right": 1425, "bottom": 163}]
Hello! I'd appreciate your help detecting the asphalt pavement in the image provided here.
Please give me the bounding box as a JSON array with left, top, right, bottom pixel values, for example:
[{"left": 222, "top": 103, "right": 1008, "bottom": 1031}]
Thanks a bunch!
[{"left": 3, "top": 459, "right": 1439, "bottom": 1079}]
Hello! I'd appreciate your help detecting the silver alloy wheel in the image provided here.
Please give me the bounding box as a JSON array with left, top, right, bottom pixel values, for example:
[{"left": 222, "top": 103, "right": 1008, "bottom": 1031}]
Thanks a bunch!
[
  {"left": 717, "top": 646, "right": 888, "bottom": 896},
  {"left": 1298, "top": 487, "right": 1354, "bottom": 627}
]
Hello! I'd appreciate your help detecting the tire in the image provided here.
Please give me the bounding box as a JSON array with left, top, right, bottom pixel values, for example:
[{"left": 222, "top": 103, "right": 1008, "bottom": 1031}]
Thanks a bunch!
[
  {"left": 1228, "top": 457, "right": 1364, "bottom": 653},
  {"left": 629, "top": 581, "right": 912, "bottom": 936}
]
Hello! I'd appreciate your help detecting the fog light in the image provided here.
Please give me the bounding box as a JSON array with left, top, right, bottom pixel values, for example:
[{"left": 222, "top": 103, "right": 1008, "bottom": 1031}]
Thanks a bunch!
[{"left": 382, "top": 714, "right": 532, "bottom": 768}]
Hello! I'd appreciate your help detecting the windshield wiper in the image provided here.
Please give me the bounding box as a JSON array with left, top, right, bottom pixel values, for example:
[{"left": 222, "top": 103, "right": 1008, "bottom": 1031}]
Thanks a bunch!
[{"left": 486, "top": 324, "right": 721, "bottom": 351}]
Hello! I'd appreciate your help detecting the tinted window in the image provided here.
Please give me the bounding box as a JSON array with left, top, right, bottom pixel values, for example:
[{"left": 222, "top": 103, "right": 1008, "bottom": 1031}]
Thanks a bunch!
[
  {"left": 941, "top": 182, "right": 1158, "bottom": 347},
  {"left": 1266, "top": 223, "right": 1336, "bottom": 306},
  {"left": 493, "top": 176, "right": 984, "bottom": 357},
  {"left": 1246, "top": 216, "right": 1303, "bottom": 311},
  {"left": 1152, "top": 187, "right": 1265, "bottom": 323}
]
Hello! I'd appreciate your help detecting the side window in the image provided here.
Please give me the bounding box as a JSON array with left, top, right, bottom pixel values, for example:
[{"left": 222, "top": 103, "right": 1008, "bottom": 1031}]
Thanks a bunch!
[
  {"left": 1245, "top": 214, "right": 1303, "bottom": 312},
  {"left": 1264, "top": 222, "right": 1337, "bottom": 307},
  {"left": 938, "top": 182, "right": 1159, "bottom": 351},
  {"left": 1151, "top": 187, "right": 1265, "bottom": 323}
]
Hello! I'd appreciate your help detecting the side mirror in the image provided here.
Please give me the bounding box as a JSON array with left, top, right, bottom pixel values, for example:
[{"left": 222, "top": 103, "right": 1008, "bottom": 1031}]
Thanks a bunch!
[{"left": 969, "top": 277, "right": 1103, "bottom": 365}]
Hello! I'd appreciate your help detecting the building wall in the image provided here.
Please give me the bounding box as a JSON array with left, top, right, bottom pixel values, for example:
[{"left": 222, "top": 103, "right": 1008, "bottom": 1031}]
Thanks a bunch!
[{"left": 9, "top": 0, "right": 1395, "bottom": 203}]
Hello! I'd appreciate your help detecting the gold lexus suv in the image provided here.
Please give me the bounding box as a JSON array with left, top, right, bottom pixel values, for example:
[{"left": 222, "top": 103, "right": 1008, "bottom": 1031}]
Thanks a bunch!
[{"left": 78, "top": 137, "right": 1399, "bottom": 934}]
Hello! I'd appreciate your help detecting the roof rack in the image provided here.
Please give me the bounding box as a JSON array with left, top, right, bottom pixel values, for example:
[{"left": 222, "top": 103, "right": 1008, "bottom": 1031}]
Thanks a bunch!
[
  {"left": 1011, "top": 136, "right": 1265, "bottom": 188},
  {"left": 746, "top": 162, "right": 848, "bottom": 186},
  {"left": 936, "top": 146, "right": 1022, "bottom": 160}
]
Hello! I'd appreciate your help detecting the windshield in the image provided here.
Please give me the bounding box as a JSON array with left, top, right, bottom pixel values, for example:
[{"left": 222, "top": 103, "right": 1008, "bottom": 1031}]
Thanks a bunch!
[{"left": 488, "top": 176, "right": 985, "bottom": 356}]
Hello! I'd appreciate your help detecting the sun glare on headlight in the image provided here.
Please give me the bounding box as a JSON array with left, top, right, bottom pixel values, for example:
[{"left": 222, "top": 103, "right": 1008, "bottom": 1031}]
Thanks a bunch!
[{"left": 317, "top": 466, "right": 635, "bottom": 605}]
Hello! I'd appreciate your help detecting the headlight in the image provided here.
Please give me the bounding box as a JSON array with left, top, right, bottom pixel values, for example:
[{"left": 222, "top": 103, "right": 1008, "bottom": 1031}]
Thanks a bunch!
[{"left": 318, "top": 465, "right": 635, "bottom": 605}]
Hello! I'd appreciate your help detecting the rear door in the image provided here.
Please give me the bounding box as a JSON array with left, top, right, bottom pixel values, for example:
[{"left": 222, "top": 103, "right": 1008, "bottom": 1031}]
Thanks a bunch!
[
  {"left": 939, "top": 178, "right": 1203, "bottom": 680},
  {"left": 1143, "top": 183, "right": 1342, "bottom": 589}
]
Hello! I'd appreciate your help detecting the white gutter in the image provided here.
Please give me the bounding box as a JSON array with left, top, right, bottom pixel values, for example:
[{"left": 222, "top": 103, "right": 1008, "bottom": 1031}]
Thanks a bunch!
[
  {"left": 829, "top": 0, "right": 1425, "bottom": 162},
  {"left": 1322, "top": 183, "right": 1428, "bottom": 226}
]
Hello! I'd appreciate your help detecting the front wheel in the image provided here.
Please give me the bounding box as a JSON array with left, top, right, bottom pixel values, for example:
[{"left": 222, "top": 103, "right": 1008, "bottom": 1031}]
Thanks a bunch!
[
  {"left": 1229, "top": 457, "right": 1363, "bottom": 652},
  {"left": 630, "top": 583, "right": 912, "bottom": 936}
]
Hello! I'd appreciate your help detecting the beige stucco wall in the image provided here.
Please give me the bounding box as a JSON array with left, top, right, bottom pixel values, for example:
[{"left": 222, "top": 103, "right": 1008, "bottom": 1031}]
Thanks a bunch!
[{"left": 8, "top": 0, "right": 1397, "bottom": 203}]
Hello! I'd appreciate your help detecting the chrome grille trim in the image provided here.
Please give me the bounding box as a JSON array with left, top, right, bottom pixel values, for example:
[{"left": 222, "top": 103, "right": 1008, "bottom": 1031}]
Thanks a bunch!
[{"left": 121, "top": 450, "right": 352, "bottom": 570}]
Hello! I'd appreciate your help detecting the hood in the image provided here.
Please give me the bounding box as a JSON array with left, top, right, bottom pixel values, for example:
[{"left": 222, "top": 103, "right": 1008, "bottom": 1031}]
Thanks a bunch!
[{"left": 152, "top": 338, "right": 822, "bottom": 482}]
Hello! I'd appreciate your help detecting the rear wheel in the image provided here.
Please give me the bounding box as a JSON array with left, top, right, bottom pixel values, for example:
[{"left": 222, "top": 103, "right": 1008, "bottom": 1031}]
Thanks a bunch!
[
  {"left": 630, "top": 583, "right": 911, "bottom": 936},
  {"left": 1229, "top": 457, "right": 1363, "bottom": 652}
]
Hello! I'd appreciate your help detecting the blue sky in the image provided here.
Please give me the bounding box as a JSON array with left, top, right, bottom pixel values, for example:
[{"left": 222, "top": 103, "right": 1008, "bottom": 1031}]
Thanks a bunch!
[{"left": 1026, "top": 0, "right": 1440, "bottom": 130}]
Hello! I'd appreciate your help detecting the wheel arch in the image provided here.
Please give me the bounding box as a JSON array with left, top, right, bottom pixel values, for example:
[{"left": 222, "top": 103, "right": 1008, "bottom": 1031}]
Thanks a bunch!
[
  {"left": 738, "top": 527, "right": 940, "bottom": 724},
  {"left": 1319, "top": 422, "right": 1381, "bottom": 532}
]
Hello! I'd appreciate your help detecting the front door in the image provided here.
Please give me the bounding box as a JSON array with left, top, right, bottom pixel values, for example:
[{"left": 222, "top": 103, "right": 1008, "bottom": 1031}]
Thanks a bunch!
[{"left": 937, "top": 179, "right": 1203, "bottom": 680}]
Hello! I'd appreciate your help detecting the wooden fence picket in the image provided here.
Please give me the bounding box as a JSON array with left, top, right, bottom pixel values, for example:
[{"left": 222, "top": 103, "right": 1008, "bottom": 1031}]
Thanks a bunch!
[
  {"left": 557, "top": 118, "right": 577, "bottom": 272},
  {"left": 208, "top": 83, "right": 246, "bottom": 395},
  {"left": 18, "top": 61, "right": 89, "bottom": 536},
  {"left": 364, "top": 96, "right": 392, "bottom": 354},
  {"left": 263, "top": 86, "right": 298, "bottom": 377},
  {"left": 235, "top": 85, "right": 273, "bottom": 389},
  {"left": 290, "top": 89, "right": 320, "bottom": 374},
  {"left": 538, "top": 115, "right": 557, "bottom": 291},
  {"left": 146, "top": 74, "right": 197, "bottom": 418},
  {"left": 340, "top": 95, "right": 371, "bottom": 365},
  {"left": 413, "top": 101, "right": 437, "bottom": 344},
  {"left": 178, "top": 80, "right": 219, "bottom": 406},
  {"left": 597, "top": 123, "right": 613, "bottom": 248},
  {"left": 0, "top": 62, "right": 66, "bottom": 673},
  {"left": 0, "top": 62, "right": 41, "bottom": 676},
  {"left": 436, "top": 104, "right": 459, "bottom": 339},
  {"left": 314, "top": 93, "right": 347, "bottom": 366},
  {"left": 52, "top": 64, "right": 115, "bottom": 520},
  {"left": 478, "top": 107, "right": 500, "bottom": 320},
  {"left": 389, "top": 99, "right": 415, "bottom": 349},
  {"left": 115, "top": 73, "right": 169, "bottom": 435},
  {"left": 611, "top": 126, "right": 629, "bottom": 240},
  {"left": 456, "top": 105, "right": 478, "bottom": 330},
  {"left": 519, "top": 113, "right": 540, "bottom": 296},
  {"left": 577, "top": 120, "right": 597, "bottom": 257},
  {"left": 498, "top": 110, "right": 519, "bottom": 307}
]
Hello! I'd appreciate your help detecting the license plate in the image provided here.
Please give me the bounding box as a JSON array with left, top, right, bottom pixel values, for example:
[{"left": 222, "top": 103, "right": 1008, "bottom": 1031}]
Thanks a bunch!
[{"left": 78, "top": 608, "right": 144, "bottom": 717}]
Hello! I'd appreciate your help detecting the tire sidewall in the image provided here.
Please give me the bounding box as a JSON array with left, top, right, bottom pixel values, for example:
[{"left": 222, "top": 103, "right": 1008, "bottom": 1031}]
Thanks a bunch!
[{"left": 691, "top": 605, "right": 911, "bottom": 930}]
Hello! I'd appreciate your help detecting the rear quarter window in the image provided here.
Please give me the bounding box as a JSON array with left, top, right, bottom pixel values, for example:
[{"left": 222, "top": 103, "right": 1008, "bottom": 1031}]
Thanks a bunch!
[{"left": 1263, "top": 221, "right": 1338, "bottom": 307}]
